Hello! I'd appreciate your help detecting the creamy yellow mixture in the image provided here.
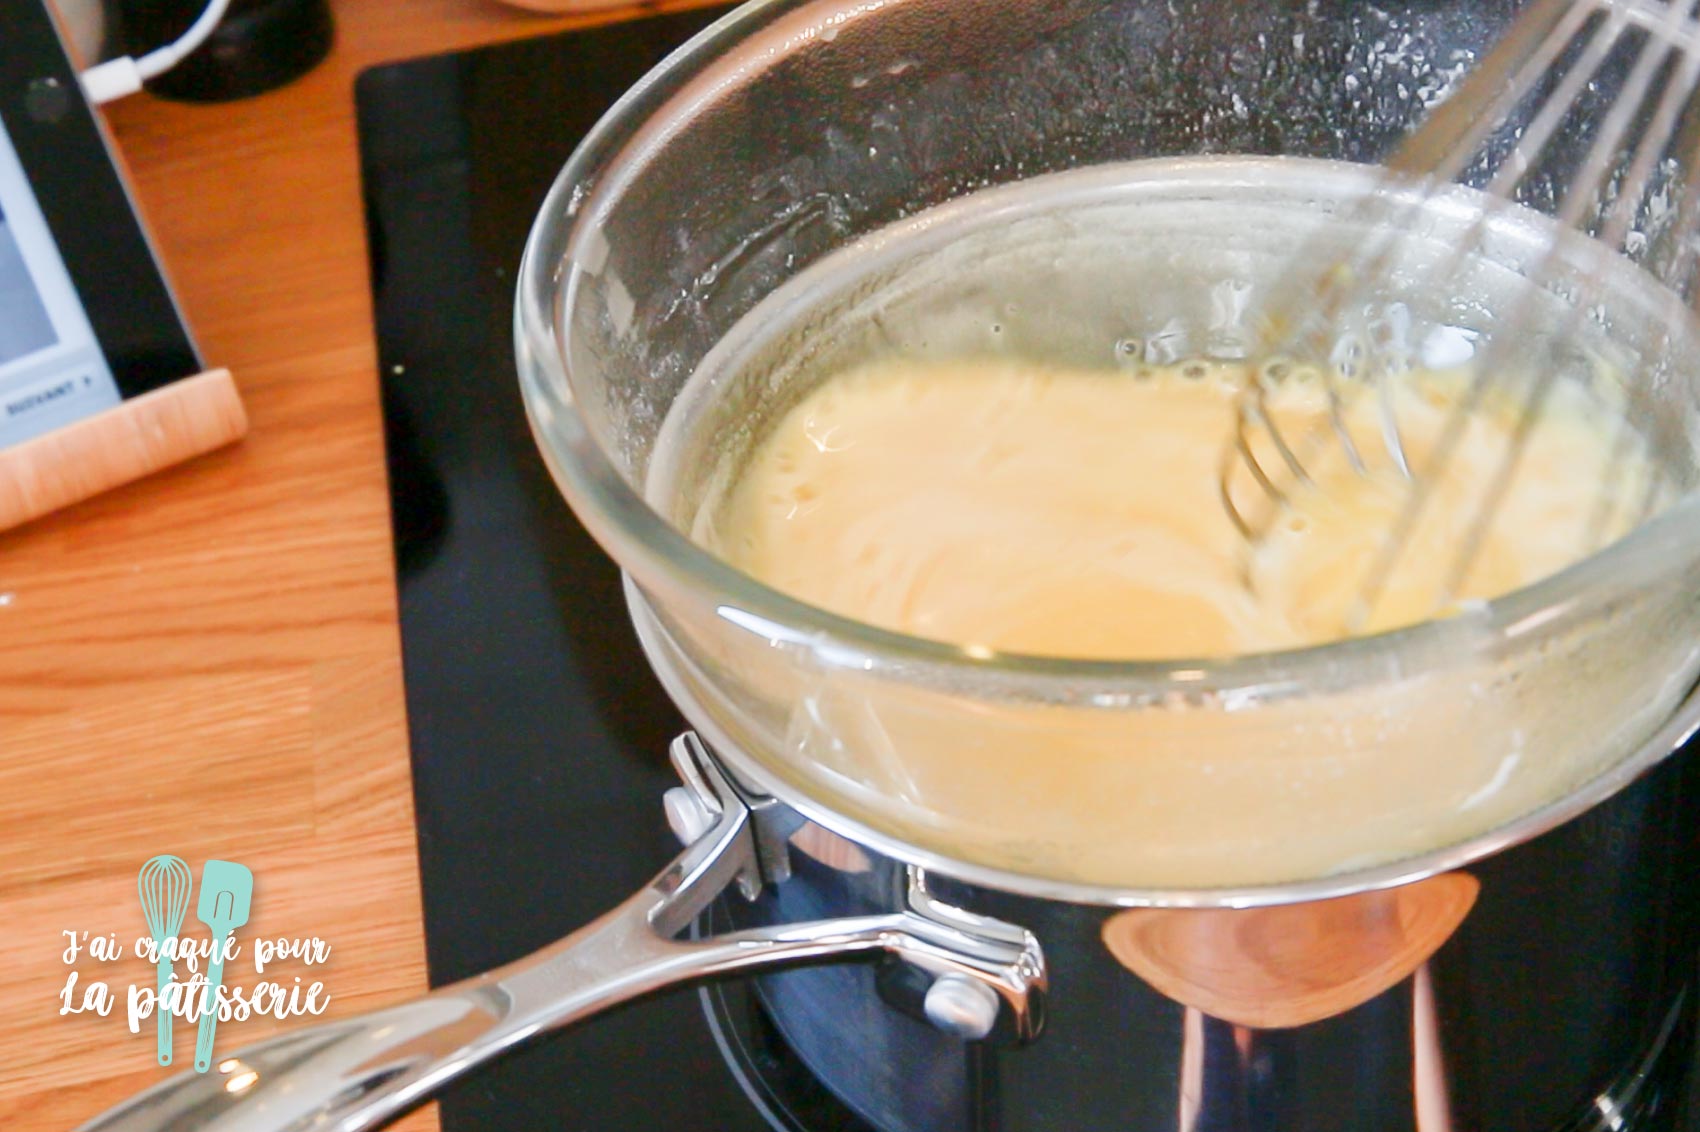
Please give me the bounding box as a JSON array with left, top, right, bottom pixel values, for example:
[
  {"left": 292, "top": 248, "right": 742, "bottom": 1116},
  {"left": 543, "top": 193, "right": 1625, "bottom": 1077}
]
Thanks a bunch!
[
  {"left": 702, "top": 357, "right": 1649, "bottom": 657},
  {"left": 649, "top": 154, "right": 1699, "bottom": 886}
]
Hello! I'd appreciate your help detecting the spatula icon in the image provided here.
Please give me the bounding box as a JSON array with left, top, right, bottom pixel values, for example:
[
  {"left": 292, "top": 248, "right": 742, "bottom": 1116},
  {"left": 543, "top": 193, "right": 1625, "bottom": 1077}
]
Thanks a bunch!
[{"left": 192, "top": 860, "right": 252, "bottom": 1073}]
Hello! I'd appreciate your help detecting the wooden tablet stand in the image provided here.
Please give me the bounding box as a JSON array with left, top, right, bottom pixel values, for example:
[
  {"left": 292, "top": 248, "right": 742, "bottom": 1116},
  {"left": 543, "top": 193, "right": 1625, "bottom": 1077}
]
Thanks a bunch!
[{"left": 0, "top": 368, "right": 247, "bottom": 532}]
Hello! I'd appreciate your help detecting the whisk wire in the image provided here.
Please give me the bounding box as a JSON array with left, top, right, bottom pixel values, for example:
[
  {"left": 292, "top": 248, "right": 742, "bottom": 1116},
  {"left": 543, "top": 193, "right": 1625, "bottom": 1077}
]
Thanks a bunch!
[
  {"left": 1437, "top": 0, "right": 1700, "bottom": 603},
  {"left": 1386, "top": 0, "right": 1599, "bottom": 183},
  {"left": 1231, "top": 0, "right": 1700, "bottom": 631},
  {"left": 1226, "top": 0, "right": 1607, "bottom": 542}
]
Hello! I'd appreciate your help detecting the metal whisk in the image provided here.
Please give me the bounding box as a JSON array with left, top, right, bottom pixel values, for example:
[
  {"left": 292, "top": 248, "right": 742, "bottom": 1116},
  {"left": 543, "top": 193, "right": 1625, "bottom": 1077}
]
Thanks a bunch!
[{"left": 1222, "top": 0, "right": 1700, "bottom": 630}]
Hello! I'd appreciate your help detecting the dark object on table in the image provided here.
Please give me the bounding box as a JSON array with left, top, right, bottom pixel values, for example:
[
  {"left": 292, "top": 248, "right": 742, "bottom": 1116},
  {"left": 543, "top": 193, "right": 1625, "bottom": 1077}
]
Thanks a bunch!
[{"left": 121, "top": 0, "right": 332, "bottom": 102}]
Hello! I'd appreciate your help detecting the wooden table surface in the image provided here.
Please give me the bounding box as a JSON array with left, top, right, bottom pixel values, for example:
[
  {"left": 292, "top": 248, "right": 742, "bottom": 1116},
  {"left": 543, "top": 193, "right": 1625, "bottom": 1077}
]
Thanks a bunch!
[{"left": 0, "top": 1, "right": 698, "bottom": 1126}]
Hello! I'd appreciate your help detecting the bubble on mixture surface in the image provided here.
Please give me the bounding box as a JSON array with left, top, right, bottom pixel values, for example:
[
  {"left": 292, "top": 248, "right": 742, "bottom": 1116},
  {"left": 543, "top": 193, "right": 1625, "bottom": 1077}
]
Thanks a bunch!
[{"left": 1330, "top": 335, "right": 1368, "bottom": 381}]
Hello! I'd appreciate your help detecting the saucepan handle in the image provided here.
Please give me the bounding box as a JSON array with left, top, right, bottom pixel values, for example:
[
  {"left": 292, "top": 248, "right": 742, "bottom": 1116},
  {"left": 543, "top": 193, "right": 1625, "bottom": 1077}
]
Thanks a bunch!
[{"left": 77, "top": 735, "right": 1046, "bottom": 1132}]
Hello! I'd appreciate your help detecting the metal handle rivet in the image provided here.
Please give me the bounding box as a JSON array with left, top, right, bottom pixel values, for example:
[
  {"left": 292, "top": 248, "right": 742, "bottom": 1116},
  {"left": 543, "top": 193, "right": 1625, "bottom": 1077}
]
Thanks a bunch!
[
  {"left": 663, "top": 786, "right": 714, "bottom": 846},
  {"left": 923, "top": 973, "right": 1001, "bottom": 1041}
]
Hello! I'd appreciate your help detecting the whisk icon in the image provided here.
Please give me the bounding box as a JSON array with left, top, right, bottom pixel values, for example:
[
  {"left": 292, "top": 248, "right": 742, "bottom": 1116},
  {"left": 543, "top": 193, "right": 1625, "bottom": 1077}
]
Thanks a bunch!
[{"left": 137, "top": 855, "right": 192, "bottom": 1066}]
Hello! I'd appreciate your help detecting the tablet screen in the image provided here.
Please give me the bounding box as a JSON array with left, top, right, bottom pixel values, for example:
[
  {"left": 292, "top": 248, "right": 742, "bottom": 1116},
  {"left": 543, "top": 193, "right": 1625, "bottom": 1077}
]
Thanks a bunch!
[{"left": 0, "top": 106, "right": 120, "bottom": 449}]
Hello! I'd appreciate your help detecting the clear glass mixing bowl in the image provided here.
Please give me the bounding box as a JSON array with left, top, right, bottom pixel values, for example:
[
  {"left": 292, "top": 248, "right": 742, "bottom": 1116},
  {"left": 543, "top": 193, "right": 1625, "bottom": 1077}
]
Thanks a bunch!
[{"left": 516, "top": 0, "right": 1700, "bottom": 901}]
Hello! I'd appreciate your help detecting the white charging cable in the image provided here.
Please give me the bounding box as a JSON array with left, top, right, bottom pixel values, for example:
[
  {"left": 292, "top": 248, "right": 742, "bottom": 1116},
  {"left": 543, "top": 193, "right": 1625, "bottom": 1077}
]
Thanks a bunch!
[{"left": 80, "top": 0, "right": 235, "bottom": 105}]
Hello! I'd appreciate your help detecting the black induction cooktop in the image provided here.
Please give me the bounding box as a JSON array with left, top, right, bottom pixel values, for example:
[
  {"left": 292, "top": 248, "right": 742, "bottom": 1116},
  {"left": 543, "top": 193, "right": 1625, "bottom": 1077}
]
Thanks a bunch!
[{"left": 355, "top": 9, "right": 883, "bottom": 1131}]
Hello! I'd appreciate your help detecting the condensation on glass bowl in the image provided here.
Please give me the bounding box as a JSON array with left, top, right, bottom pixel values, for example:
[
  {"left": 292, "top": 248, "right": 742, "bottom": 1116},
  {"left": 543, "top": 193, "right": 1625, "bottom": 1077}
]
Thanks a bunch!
[
  {"left": 540, "top": 0, "right": 1690, "bottom": 496},
  {"left": 543, "top": 0, "right": 1532, "bottom": 486}
]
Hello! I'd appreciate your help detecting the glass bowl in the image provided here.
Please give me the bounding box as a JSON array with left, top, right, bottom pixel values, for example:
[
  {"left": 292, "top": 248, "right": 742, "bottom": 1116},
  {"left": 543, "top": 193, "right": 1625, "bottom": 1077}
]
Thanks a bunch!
[{"left": 516, "top": 0, "right": 1700, "bottom": 901}]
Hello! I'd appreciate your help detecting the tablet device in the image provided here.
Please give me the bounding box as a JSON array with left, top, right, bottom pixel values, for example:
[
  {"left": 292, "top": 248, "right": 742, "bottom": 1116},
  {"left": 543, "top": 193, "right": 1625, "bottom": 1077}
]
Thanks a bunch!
[
  {"left": 1, "top": 0, "right": 203, "bottom": 448},
  {"left": 0, "top": 0, "right": 242, "bottom": 529}
]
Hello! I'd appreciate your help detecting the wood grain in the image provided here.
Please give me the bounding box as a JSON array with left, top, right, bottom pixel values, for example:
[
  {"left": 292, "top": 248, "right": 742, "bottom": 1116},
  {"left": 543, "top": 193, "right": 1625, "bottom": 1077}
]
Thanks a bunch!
[
  {"left": 0, "top": 1, "right": 707, "bottom": 1127},
  {"left": 0, "top": 370, "right": 247, "bottom": 533}
]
